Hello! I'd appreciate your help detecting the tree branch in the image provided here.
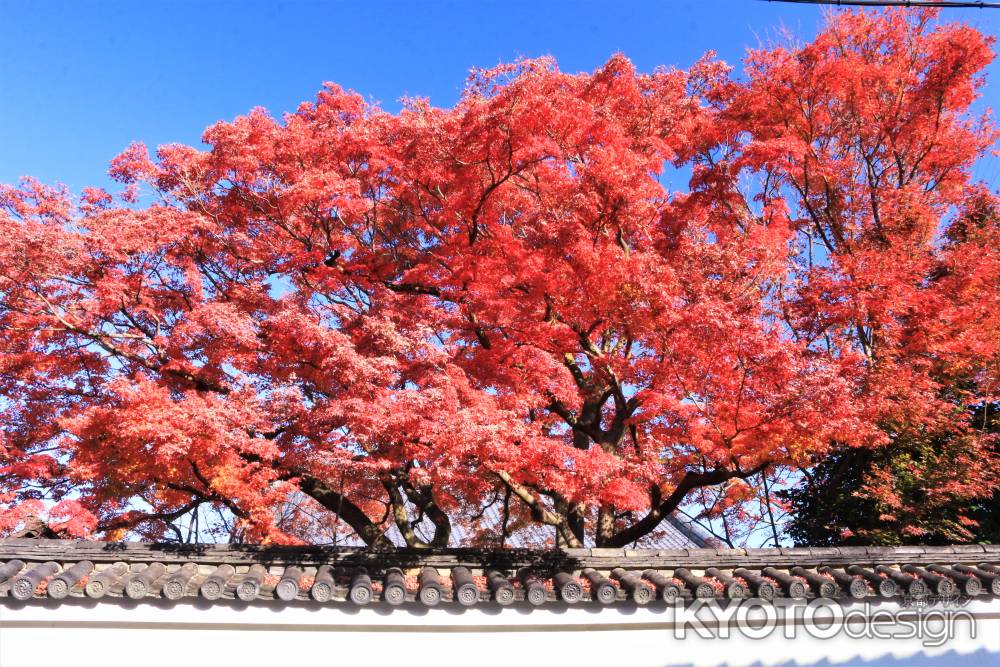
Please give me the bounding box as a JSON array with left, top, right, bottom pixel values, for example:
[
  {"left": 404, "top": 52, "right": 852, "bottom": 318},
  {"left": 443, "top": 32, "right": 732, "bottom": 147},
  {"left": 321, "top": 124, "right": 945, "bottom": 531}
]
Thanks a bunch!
[
  {"left": 607, "top": 463, "right": 768, "bottom": 547},
  {"left": 298, "top": 475, "right": 394, "bottom": 549}
]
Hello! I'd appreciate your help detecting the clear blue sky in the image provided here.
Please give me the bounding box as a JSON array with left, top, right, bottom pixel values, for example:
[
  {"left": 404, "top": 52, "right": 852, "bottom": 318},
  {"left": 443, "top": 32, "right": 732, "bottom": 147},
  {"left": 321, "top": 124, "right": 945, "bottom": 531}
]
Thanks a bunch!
[{"left": 2, "top": 0, "right": 998, "bottom": 193}]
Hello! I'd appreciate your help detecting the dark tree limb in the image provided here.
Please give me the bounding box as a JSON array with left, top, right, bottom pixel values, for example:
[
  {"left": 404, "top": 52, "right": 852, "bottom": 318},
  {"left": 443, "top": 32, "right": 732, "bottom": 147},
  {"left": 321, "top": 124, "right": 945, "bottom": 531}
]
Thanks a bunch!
[
  {"left": 401, "top": 478, "right": 452, "bottom": 548},
  {"left": 494, "top": 469, "right": 582, "bottom": 547},
  {"left": 97, "top": 499, "right": 203, "bottom": 537},
  {"left": 607, "top": 463, "right": 768, "bottom": 547},
  {"left": 299, "top": 475, "right": 393, "bottom": 549}
]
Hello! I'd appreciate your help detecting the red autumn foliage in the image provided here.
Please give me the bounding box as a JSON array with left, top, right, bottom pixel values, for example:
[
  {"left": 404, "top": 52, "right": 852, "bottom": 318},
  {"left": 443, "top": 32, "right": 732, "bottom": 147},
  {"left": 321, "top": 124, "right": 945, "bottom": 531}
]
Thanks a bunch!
[{"left": 0, "top": 9, "right": 997, "bottom": 547}]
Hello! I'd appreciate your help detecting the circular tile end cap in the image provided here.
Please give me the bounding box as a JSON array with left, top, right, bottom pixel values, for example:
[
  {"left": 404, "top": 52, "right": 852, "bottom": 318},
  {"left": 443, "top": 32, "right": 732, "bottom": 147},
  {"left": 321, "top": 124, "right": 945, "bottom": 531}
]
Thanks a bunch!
[
  {"left": 275, "top": 579, "right": 299, "bottom": 602},
  {"left": 559, "top": 581, "right": 582, "bottom": 603},
  {"left": 633, "top": 583, "right": 654, "bottom": 605},
  {"left": 594, "top": 582, "right": 617, "bottom": 604},
  {"left": 418, "top": 585, "right": 441, "bottom": 606},
  {"left": 849, "top": 578, "right": 870, "bottom": 600},
  {"left": 494, "top": 585, "right": 515, "bottom": 606},
  {"left": 525, "top": 585, "right": 547, "bottom": 606},
  {"left": 383, "top": 583, "right": 406, "bottom": 606},
  {"left": 47, "top": 578, "right": 70, "bottom": 599},
  {"left": 235, "top": 580, "right": 260, "bottom": 602},
  {"left": 200, "top": 578, "right": 225, "bottom": 601},
  {"left": 12, "top": 577, "right": 37, "bottom": 601},
  {"left": 125, "top": 579, "right": 149, "bottom": 600},
  {"left": 162, "top": 577, "right": 187, "bottom": 601},
  {"left": 350, "top": 584, "right": 373, "bottom": 605},
  {"left": 455, "top": 583, "right": 479, "bottom": 606},
  {"left": 85, "top": 579, "right": 109, "bottom": 599}
]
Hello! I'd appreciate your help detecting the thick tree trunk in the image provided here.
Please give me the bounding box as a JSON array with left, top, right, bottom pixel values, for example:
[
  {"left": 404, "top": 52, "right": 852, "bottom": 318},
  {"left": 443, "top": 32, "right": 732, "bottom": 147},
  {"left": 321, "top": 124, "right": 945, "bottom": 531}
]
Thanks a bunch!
[
  {"left": 596, "top": 505, "right": 616, "bottom": 547},
  {"left": 404, "top": 481, "right": 452, "bottom": 547},
  {"left": 299, "top": 476, "right": 394, "bottom": 549}
]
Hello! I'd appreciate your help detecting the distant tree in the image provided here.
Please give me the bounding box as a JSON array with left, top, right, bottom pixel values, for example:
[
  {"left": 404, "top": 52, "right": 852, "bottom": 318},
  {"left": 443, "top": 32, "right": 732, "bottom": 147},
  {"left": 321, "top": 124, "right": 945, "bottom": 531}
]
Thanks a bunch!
[
  {"left": 781, "top": 190, "right": 1000, "bottom": 546},
  {"left": 1, "top": 9, "right": 997, "bottom": 547},
  {"left": 782, "top": 404, "right": 1000, "bottom": 545}
]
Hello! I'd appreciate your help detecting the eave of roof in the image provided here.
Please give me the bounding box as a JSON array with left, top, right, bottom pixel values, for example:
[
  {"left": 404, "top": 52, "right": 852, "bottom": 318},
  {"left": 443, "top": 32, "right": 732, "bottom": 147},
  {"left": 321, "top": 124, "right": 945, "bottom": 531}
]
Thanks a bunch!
[{"left": 1, "top": 539, "right": 998, "bottom": 608}]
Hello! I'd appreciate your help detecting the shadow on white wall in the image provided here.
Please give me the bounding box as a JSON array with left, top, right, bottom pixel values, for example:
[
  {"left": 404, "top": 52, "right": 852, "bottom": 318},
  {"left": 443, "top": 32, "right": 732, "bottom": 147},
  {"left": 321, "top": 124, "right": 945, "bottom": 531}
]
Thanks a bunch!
[{"left": 671, "top": 648, "right": 999, "bottom": 667}]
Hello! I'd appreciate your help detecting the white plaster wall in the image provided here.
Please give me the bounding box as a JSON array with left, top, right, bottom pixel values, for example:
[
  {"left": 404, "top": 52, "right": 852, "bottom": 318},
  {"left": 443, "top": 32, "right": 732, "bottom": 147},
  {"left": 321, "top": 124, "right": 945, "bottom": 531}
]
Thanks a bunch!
[{"left": 1, "top": 597, "right": 997, "bottom": 667}]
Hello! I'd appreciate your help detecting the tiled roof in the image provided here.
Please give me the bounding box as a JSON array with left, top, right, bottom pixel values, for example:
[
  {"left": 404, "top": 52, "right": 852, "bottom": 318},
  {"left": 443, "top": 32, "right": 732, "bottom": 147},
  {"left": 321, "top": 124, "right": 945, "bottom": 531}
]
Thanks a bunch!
[
  {"left": 375, "top": 506, "right": 712, "bottom": 549},
  {"left": 1, "top": 539, "right": 997, "bottom": 607}
]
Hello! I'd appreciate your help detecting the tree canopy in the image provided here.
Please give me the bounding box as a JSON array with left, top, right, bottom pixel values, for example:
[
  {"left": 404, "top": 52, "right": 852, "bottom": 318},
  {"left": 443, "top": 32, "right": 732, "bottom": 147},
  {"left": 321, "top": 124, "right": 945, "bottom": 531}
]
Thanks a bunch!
[
  {"left": 1, "top": 9, "right": 998, "bottom": 547},
  {"left": 782, "top": 402, "right": 1000, "bottom": 546}
]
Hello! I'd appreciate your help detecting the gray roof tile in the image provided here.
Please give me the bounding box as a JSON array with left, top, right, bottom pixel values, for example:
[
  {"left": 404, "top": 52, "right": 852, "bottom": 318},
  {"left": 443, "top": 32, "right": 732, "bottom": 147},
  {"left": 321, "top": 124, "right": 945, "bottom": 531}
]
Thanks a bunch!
[{"left": 1, "top": 539, "right": 995, "bottom": 609}]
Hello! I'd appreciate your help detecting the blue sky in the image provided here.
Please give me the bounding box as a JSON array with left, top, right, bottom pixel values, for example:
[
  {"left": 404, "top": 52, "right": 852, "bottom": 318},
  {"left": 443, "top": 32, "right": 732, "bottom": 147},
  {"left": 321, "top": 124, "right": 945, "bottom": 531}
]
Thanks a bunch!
[{"left": 1, "top": 0, "right": 998, "bottom": 193}]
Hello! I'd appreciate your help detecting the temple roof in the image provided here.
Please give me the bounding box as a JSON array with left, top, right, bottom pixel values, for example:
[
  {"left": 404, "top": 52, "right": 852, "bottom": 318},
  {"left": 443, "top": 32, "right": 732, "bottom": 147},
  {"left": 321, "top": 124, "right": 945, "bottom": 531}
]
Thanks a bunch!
[{"left": 378, "top": 506, "right": 714, "bottom": 550}]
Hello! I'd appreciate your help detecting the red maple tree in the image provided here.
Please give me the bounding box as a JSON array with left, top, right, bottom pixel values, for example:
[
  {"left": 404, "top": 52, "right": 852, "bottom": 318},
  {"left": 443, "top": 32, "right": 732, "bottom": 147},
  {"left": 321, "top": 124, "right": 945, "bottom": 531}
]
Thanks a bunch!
[{"left": 1, "top": 9, "right": 997, "bottom": 546}]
